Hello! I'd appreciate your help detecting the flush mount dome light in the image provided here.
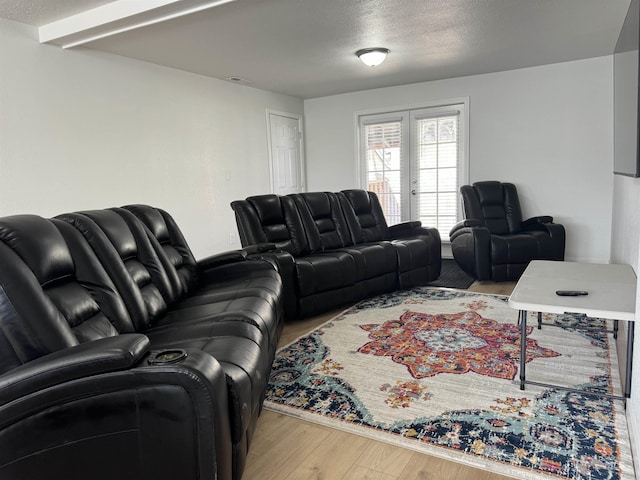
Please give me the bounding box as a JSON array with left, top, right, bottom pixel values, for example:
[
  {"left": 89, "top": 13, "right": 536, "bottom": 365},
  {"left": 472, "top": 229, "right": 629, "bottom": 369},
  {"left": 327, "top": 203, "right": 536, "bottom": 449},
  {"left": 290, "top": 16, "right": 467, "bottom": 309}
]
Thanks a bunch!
[{"left": 356, "top": 47, "right": 390, "bottom": 67}]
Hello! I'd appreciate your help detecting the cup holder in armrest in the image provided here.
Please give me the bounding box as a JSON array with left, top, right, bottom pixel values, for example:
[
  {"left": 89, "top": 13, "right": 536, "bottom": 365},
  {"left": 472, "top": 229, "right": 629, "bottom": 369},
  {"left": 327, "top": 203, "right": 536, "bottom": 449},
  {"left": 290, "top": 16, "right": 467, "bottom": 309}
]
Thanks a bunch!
[{"left": 148, "top": 349, "right": 188, "bottom": 365}]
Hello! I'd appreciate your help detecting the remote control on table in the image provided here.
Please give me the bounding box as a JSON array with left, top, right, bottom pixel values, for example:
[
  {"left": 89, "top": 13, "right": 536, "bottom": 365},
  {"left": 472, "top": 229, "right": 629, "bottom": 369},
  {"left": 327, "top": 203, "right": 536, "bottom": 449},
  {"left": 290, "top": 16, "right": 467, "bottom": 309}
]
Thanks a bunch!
[{"left": 555, "top": 290, "right": 588, "bottom": 296}]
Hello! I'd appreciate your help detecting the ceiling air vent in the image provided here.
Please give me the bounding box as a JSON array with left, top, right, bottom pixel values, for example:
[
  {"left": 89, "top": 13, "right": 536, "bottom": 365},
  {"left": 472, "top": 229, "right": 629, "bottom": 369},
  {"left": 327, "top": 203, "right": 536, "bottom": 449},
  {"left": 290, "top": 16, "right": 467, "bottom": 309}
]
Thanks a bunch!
[{"left": 224, "top": 76, "right": 253, "bottom": 85}]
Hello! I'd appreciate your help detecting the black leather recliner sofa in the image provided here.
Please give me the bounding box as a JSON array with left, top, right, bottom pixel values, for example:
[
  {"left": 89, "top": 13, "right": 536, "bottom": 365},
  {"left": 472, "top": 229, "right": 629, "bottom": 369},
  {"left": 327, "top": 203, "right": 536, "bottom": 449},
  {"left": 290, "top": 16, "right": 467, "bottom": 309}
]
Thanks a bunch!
[
  {"left": 0, "top": 205, "right": 284, "bottom": 480},
  {"left": 231, "top": 189, "right": 442, "bottom": 319},
  {"left": 449, "top": 181, "right": 565, "bottom": 281}
]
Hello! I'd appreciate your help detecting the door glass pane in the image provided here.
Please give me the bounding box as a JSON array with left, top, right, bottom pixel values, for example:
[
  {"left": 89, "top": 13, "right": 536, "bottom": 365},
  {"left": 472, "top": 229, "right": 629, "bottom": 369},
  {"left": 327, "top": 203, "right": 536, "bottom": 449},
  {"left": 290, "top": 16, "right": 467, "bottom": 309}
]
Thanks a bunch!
[
  {"left": 378, "top": 193, "right": 402, "bottom": 225},
  {"left": 419, "top": 169, "right": 437, "bottom": 192},
  {"left": 419, "top": 120, "right": 437, "bottom": 144},
  {"left": 414, "top": 114, "right": 460, "bottom": 240},
  {"left": 419, "top": 144, "right": 437, "bottom": 169},
  {"left": 438, "top": 216, "right": 457, "bottom": 236},
  {"left": 438, "top": 143, "right": 457, "bottom": 168},
  {"left": 364, "top": 120, "right": 403, "bottom": 224},
  {"left": 438, "top": 167, "right": 457, "bottom": 192},
  {"left": 384, "top": 170, "right": 401, "bottom": 192},
  {"left": 438, "top": 117, "right": 457, "bottom": 142},
  {"left": 418, "top": 192, "right": 437, "bottom": 216},
  {"left": 438, "top": 192, "right": 457, "bottom": 216}
]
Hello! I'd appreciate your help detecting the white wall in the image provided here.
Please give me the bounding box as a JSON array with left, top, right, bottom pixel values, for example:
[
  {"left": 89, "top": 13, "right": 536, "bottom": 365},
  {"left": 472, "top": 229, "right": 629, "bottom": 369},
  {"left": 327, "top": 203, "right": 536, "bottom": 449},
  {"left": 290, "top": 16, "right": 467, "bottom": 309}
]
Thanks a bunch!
[
  {"left": 0, "top": 19, "right": 303, "bottom": 258},
  {"left": 611, "top": 174, "right": 640, "bottom": 468},
  {"left": 304, "top": 57, "right": 614, "bottom": 264}
]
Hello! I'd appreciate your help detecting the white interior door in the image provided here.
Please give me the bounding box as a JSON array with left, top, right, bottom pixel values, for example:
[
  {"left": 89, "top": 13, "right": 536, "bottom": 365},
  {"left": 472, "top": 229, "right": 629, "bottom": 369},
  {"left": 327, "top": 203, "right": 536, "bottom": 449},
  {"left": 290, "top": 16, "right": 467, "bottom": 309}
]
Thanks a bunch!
[{"left": 268, "top": 112, "right": 305, "bottom": 195}]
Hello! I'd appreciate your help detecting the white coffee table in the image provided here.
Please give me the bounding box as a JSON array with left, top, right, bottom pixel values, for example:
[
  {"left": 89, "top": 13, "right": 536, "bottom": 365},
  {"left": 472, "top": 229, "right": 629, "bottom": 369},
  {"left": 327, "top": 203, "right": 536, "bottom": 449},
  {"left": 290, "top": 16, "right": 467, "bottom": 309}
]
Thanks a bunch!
[{"left": 508, "top": 260, "right": 636, "bottom": 399}]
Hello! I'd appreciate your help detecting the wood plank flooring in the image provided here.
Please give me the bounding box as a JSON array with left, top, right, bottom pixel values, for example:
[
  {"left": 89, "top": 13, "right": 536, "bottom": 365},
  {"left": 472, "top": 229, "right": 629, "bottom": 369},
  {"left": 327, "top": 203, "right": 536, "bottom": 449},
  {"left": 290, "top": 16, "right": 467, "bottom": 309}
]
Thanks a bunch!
[{"left": 244, "top": 281, "right": 517, "bottom": 480}]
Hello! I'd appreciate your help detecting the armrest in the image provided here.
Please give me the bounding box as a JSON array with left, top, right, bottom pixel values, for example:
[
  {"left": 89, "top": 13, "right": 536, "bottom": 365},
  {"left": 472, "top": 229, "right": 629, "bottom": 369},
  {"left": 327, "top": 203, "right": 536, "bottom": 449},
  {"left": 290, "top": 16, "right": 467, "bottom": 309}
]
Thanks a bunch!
[
  {"left": 0, "top": 344, "right": 231, "bottom": 480},
  {"left": 249, "top": 249, "right": 298, "bottom": 320},
  {"left": 197, "top": 249, "right": 247, "bottom": 272},
  {"left": 449, "top": 219, "right": 484, "bottom": 237},
  {"left": 0, "top": 334, "right": 150, "bottom": 405},
  {"left": 196, "top": 243, "right": 279, "bottom": 272},
  {"left": 519, "top": 219, "right": 566, "bottom": 260},
  {"left": 522, "top": 215, "right": 553, "bottom": 228},
  {"left": 389, "top": 220, "right": 422, "bottom": 236},
  {"left": 244, "top": 242, "right": 277, "bottom": 254},
  {"left": 449, "top": 223, "right": 492, "bottom": 280}
]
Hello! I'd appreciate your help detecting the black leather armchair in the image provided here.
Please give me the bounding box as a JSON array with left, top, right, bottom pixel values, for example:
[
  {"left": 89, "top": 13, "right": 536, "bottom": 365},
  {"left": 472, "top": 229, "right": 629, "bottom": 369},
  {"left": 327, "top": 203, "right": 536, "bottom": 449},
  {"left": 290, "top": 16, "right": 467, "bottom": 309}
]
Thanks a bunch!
[{"left": 449, "top": 181, "right": 565, "bottom": 281}]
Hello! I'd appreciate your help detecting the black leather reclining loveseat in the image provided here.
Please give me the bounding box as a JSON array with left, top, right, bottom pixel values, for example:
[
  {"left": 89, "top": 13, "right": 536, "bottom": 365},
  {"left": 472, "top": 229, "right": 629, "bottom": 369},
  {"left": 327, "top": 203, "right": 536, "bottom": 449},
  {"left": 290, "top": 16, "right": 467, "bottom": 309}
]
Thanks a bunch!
[
  {"left": 231, "top": 189, "right": 442, "bottom": 319},
  {"left": 0, "top": 205, "right": 283, "bottom": 480}
]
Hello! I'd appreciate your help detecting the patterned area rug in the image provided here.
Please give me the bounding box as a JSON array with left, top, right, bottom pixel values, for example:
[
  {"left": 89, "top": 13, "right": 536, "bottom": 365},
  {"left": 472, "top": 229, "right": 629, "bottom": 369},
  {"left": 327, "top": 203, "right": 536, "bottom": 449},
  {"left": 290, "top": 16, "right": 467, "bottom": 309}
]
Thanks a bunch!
[{"left": 265, "top": 288, "right": 634, "bottom": 480}]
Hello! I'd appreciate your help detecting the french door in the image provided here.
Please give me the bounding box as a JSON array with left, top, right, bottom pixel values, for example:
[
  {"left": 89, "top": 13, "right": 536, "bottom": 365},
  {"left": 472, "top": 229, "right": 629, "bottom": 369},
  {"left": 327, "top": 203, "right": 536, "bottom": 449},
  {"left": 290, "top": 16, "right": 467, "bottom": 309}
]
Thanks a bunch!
[{"left": 359, "top": 102, "right": 467, "bottom": 241}]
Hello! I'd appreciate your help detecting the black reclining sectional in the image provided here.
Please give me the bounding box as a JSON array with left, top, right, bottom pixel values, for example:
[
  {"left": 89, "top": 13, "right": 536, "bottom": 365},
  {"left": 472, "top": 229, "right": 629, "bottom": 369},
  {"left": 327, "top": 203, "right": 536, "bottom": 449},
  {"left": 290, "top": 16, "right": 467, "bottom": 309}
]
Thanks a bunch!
[
  {"left": 0, "top": 205, "right": 284, "bottom": 480},
  {"left": 231, "top": 189, "right": 442, "bottom": 319}
]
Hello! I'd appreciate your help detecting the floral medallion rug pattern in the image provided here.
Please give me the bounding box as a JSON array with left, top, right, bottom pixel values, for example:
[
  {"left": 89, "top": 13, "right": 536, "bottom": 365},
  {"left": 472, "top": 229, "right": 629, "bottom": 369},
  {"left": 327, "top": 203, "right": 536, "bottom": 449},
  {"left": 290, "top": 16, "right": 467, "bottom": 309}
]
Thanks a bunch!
[{"left": 265, "top": 288, "right": 634, "bottom": 480}]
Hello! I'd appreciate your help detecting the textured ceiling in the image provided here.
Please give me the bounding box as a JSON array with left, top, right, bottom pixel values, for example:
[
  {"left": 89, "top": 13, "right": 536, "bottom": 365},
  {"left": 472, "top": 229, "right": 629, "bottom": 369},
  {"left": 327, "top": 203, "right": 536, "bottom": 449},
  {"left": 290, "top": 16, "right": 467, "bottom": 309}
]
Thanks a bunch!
[
  {"left": 0, "top": 0, "right": 632, "bottom": 99},
  {"left": 0, "top": 0, "right": 111, "bottom": 25}
]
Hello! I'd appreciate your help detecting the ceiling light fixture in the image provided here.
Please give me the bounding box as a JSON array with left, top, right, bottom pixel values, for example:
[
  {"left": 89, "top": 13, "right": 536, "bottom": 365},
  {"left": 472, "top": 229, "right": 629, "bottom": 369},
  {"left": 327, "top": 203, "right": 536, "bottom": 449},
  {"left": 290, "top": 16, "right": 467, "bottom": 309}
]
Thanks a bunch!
[{"left": 356, "top": 47, "right": 390, "bottom": 67}]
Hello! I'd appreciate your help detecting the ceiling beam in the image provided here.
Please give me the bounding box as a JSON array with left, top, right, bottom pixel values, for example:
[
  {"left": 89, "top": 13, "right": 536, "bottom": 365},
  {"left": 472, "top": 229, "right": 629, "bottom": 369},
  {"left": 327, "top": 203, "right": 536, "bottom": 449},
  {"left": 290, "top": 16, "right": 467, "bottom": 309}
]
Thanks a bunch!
[{"left": 39, "top": 0, "right": 236, "bottom": 48}]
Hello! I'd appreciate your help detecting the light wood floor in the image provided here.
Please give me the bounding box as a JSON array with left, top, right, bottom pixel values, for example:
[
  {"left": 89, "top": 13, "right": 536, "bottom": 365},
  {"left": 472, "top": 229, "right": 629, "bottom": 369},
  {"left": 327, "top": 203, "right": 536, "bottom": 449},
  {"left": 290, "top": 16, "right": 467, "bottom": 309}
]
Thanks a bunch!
[{"left": 244, "top": 281, "right": 517, "bottom": 480}]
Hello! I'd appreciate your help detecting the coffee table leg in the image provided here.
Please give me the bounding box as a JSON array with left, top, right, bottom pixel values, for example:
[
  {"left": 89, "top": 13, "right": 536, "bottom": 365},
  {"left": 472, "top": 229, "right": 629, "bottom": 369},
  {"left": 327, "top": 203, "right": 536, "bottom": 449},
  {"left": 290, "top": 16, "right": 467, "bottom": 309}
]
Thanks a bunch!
[
  {"left": 614, "top": 320, "right": 619, "bottom": 340},
  {"left": 520, "top": 310, "right": 527, "bottom": 390},
  {"left": 625, "top": 322, "right": 634, "bottom": 398},
  {"left": 538, "top": 311, "right": 542, "bottom": 329}
]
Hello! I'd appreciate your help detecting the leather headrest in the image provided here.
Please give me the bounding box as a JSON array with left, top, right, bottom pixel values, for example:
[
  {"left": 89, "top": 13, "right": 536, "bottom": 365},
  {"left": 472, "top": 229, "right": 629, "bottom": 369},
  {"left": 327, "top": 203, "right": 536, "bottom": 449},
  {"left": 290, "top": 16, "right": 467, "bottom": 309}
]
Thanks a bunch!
[
  {"left": 299, "top": 192, "right": 332, "bottom": 217},
  {"left": 0, "top": 215, "right": 74, "bottom": 285},
  {"left": 79, "top": 210, "right": 138, "bottom": 259},
  {"left": 248, "top": 195, "right": 284, "bottom": 225},
  {"left": 341, "top": 189, "right": 371, "bottom": 215},
  {"left": 473, "top": 181, "right": 504, "bottom": 206},
  {"left": 122, "top": 205, "right": 169, "bottom": 242}
]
